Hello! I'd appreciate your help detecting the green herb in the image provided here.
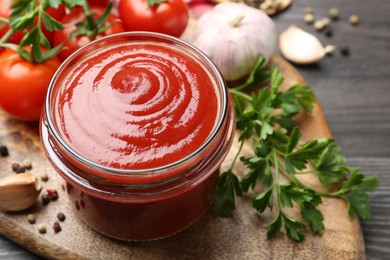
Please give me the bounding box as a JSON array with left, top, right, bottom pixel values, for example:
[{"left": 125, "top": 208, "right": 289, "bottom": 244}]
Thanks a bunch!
[
  {"left": 0, "top": 0, "right": 112, "bottom": 63},
  {"left": 215, "top": 55, "right": 379, "bottom": 242},
  {"left": 0, "top": 0, "right": 65, "bottom": 63}
]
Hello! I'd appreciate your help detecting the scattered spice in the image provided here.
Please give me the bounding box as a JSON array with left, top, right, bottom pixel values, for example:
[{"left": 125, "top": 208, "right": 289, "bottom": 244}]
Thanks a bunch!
[
  {"left": 27, "top": 214, "right": 36, "bottom": 224},
  {"left": 22, "top": 159, "right": 32, "bottom": 170},
  {"left": 304, "top": 13, "right": 314, "bottom": 24},
  {"left": 0, "top": 145, "right": 9, "bottom": 157},
  {"left": 41, "top": 194, "right": 51, "bottom": 205},
  {"left": 61, "top": 183, "right": 65, "bottom": 191},
  {"left": 53, "top": 222, "right": 62, "bottom": 233},
  {"left": 324, "top": 26, "right": 333, "bottom": 37},
  {"left": 11, "top": 163, "right": 20, "bottom": 171},
  {"left": 57, "top": 212, "right": 66, "bottom": 222},
  {"left": 47, "top": 189, "right": 59, "bottom": 201},
  {"left": 38, "top": 224, "right": 46, "bottom": 234},
  {"left": 329, "top": 7, "right": 339, "bottom": 20},
  {"left": 349, "top": 14, "right": 359, "bottom": 25},
  {"left": 14, "top": 166, "right": 26, "bottom": 174},
  {"left": 305, "top": 7, "right": 314, "bottom": 14},
  {"left": 40, "top": 172, "right": 49, "bottom": 182},
  {"left": 340, "top": 44, "right": 350, "bottom": 56}
]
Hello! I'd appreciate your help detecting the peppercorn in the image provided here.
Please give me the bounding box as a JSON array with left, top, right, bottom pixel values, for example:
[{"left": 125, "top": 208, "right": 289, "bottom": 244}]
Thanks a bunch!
[
  {"left": 329, "top": 7, "right": 339, "bottom": 20},
  {"left": 38, "top": 224, "right": 46, "bottom": 234},
  {"left": 304, "top": 13, "right": 315, "bottom": 24},
  {"left": 305, "top": 7, "right": 314, "bottom": 14},
  {"left": 47, "top": 189, "right": 59, "bottom": 201},
  {"left": 324, "top": 26, "right": 333, "bottom": 37},
  {"left": 40, "top": 172, "right": 49, "bottom": 182},
  {"left": 349, "top": 15, "right": 359, "bottom": 25},
  {"left": 0, "top": 145, "right": 9, "bottom": 157},
  {"left": 11, "top": 163, "right": 20, "bottom": 171},
  {"left": 15, "top": 166, "right": 26, "bottom": 174},
  {"left": 57, "top": 212, "right": 66, "bottom": 222},
  {"left": 41, "top": 194, "right": 51, "bottom": 205},
  {"left": 340, "top": 45, "right": 350, "bottom": 56},
  {"left": 27, "top": 214, "right": 36, "bottom": 224},
  {"left": 22, "top": 159, "right": 32, "bottom": 170},
  {"left": 53, "top": 222, "right": 62, "bottom": 233}
]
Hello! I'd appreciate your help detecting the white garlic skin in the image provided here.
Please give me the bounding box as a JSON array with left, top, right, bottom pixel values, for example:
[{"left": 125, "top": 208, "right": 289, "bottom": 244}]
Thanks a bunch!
[{"left": 194, "top": 2, "right": 276, "bottom": 81}]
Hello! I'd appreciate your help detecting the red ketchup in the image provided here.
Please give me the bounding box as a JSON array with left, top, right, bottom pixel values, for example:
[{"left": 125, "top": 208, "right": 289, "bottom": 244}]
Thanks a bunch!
[{"left": 41, "top": 33, "right": 235, "bottom": 240}]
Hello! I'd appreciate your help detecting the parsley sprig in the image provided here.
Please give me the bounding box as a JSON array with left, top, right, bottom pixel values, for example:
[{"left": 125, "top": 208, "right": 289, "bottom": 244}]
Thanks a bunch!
[{"left": 215, "top": 56, "right": 379, "bottom": 242}]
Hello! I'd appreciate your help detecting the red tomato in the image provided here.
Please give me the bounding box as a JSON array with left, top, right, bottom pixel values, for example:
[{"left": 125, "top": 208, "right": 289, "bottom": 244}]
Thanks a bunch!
[
  {"left": 53, "top": 5, "right": 125, "bottom": 61},
  {"left": 0, "top": 49, "right": 61, "bottom": 121},
  {"left": 118, "top": 0, "right": 189, "bottom": 38},
  {"left": 87, "top": 0, "right": 112, "bottom": 6}
]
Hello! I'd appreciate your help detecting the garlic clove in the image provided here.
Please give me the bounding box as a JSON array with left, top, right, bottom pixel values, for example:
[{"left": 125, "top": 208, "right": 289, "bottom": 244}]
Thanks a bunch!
[
  {"left": 279, "top": 25, "right": 325, "bottom": 64},
  {"left": 0, "top": 173, "right": 42, "bottom": 211}
]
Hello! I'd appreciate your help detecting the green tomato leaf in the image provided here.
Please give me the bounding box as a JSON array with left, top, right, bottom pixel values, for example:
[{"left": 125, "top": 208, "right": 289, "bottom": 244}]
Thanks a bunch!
[
  {"left": 48, "top": 0, "right": 62, "bottom": 8},
  {"left": 42, "top": 12, "right": 63, "bottom": 32},
  {"left": 147, "top": 0, "right": 167, "bottom": 7}
]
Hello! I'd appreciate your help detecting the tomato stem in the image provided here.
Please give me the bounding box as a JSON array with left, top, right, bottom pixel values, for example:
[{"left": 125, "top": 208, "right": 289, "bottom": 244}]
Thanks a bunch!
[
  {"left": 146, "top": 0, "right": 167, "bottom": 7},
  {"left": 0, "top": 28, "right": 14, "bottom": 46},
  {"left": 81, "top": 2, "right": 97, "bottom": 31}
]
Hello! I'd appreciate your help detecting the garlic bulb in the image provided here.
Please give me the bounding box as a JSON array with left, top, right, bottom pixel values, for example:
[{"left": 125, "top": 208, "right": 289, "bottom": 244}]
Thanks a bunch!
[
  {"left": 194, "top": 2, "right": 276, "bottom": 81},
  {"left": 0, "top": 173, "right": 41, "bottom": 211}
]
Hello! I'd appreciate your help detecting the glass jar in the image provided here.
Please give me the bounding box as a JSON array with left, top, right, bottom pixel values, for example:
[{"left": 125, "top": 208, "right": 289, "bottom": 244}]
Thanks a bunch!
[{"left": 40, "top": 32, "right": 235, "bottom": 241}]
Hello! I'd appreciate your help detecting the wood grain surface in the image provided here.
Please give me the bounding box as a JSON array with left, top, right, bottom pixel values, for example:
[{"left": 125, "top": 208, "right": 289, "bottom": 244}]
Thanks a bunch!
[
  {"left": 1, "top": 0, "right": 389, "bottom": 259},
  {"left": 0, "top": 54, "right": 365, "bottom": 259}
]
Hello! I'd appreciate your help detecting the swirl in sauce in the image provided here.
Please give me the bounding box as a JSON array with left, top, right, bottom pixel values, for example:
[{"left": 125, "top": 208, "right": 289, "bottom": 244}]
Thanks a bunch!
[{"left": 54, "top": 42, "right": 219, "bottom": 169}]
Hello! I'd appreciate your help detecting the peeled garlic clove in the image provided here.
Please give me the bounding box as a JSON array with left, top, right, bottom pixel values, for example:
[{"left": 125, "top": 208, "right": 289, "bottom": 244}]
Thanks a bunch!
[
  {"left": 279, "top": 25, "right": 325, "bottom": 64},
  {"left": 0, "top": 173, "right": 41, "bottom": 211}
]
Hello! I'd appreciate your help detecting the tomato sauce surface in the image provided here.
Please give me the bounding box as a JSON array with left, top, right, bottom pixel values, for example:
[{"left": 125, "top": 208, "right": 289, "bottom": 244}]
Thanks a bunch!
[{"left": 54, "top": 42, "right": 219, "bottom": 169}]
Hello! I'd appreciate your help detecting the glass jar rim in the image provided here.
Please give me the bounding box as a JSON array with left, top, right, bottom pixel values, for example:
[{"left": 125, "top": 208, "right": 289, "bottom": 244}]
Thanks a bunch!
[{"left": 44, "top": 31, "right": 229, "bottom": 177}]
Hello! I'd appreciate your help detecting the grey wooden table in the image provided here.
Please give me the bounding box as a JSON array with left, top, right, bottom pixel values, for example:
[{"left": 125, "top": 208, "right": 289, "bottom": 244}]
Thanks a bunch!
[{"left": 1, "top": 0, "right": 389, "bottom": 259}]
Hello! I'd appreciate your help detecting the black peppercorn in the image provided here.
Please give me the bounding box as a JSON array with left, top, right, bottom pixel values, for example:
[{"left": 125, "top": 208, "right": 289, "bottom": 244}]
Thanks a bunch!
[
  {"left": 340, "top": 45, "right": 350, "bottom": 56},
  {"left": 41, "top": 194, "right": 51, "bottom": 205},
  {"left": 324, "top": 26, "right": 333, "bottom": 37},
  {"left": 57, "top": 212, "right": 66, "bottom": 222},
  {"left": 0, "top": 145, "right": 9, "bottom": 157},
  {"left": 15, "top": 166, "right": 26, "bottom": 173}
]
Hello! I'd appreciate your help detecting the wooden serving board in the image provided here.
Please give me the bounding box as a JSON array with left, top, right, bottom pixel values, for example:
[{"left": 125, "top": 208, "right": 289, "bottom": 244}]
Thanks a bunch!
[{"left": 0, "top": 54, "right": 365, "bottom": 259}]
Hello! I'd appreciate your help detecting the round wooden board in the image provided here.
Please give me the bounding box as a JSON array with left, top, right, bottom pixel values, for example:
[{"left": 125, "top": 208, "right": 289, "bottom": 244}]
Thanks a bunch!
[{"left": 0, "top": 54, "right": 365, "bottom": 259}]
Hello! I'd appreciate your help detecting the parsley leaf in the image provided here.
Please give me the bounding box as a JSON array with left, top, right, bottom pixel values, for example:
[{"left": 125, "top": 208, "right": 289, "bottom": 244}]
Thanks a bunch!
[
  {"left": 214, "top": 170, "right": 242, "bottom": 215},
  {"left": 214, "top": 55, "right": 378, "bottom": 242}
]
